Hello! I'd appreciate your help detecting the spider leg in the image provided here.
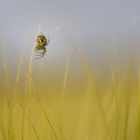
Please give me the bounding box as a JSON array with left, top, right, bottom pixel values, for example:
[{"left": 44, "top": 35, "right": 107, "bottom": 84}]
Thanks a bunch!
[
  {"left": 34, "top": 48, "right": 46, "bottom": 59},
  {"left": 35, "top": 55, "right": 44, "bottom": 59},
  {"left": 35, "top": 53, "right": 45, "bottom": 59},
  {"left": 35, "top": 53, "right": 44, "bottom": 59},
  {"left": 34, "top": 45, "right": 46, "bottom": 59},
  {"left": 35, "top": 54, "right": 43, "bottom": 57},
  {"left": 35, "top": 52, "right": 44, "bottom": 56},
  {"left": 35, "top": 50, "right": 42, "bottom": 54}
]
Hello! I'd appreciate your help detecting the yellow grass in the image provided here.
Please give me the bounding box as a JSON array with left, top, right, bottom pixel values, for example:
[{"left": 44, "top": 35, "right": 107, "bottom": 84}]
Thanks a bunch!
[{"left": 0, "top": 30, "right": 139, "bottom": 140}]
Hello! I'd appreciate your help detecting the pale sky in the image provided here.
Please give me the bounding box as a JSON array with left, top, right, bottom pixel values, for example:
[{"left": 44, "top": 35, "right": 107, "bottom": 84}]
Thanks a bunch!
[
  {"left": 0, "top": 0, "right": 140, "bottom": 83},
  {"left": 0, "top": 0, "right": 140, "bottom": 39},
  {"left": 0, "top": 0, "right": 140, "bottom": 59}
]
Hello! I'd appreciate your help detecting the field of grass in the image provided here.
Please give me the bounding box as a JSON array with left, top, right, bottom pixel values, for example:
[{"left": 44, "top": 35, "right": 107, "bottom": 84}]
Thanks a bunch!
[{"left": 0, "top": 30, "right": 139, "bottom": 140}]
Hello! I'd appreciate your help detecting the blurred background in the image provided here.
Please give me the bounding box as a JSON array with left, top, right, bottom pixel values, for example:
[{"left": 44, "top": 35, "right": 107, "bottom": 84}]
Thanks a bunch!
[
  {"left": 0, "top": 1, "right": 139, "bottom": 140},
  {"left": 0, "top": 0, "right": 140, "bottom": 51},
  {"left": 0, "top": 0, "right": 140, "bottom": 91}
]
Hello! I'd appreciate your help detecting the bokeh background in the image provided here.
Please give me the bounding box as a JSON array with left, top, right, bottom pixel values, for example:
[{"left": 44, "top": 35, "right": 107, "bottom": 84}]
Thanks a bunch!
[
  {"left": 0, "top": 0, "right": 140, "bottom": 79},
  {"left": 0, "top": 0, "right": 140, "bottom": 94},
  {"left": 0, "top": 1, "right": 140, "bottom": 140},
  {"left": 0, "top": 0, "right": 140, "bottom": 50}
]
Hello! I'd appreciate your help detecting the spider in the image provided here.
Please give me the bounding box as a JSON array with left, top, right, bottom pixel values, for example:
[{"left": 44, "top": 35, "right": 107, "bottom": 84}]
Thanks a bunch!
[{"left": 35, "top": 33, "right": 50, "bottom": 59}]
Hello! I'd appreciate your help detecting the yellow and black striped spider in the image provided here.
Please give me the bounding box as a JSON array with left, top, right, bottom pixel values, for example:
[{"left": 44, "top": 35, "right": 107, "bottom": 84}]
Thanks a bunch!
[{"left": 35, "top": 33, "right": 50, "bottom": 59}]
